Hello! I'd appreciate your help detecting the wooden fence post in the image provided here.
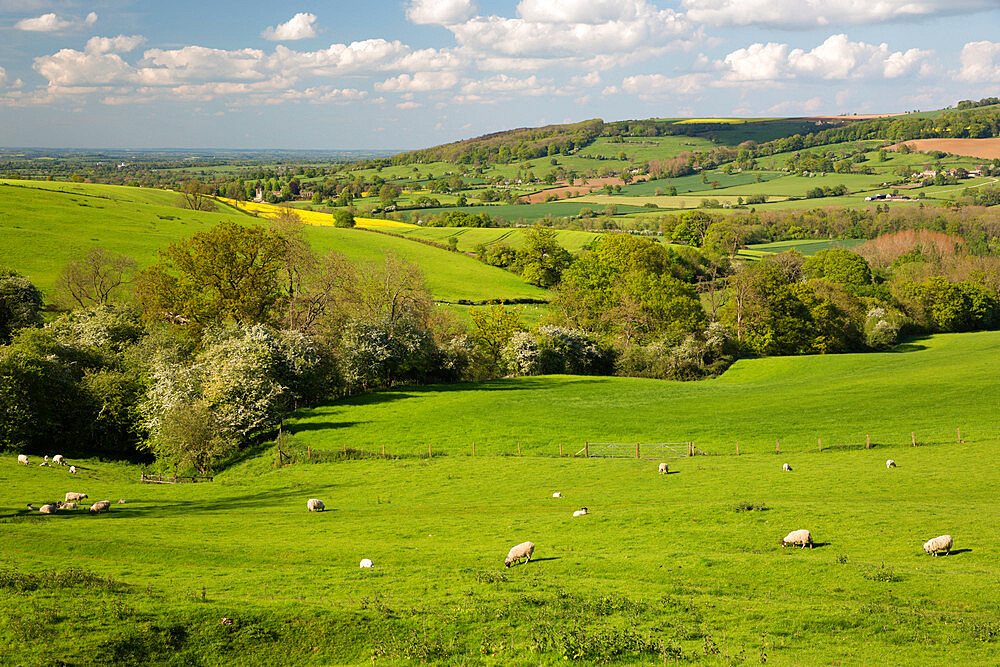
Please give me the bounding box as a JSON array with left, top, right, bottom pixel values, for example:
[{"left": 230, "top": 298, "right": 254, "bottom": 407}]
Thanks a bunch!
[
  {"left": 307, "top": 446, "right": 311, "bottom": 460},
  {"left": 736, "top": 441, "right": 739, "bottom": 456},
  {"left": 689, "top": 442, "right": 693, "bottom": 457},
  {"left": 818, "top": 437, "right": 822, "bottom": 453},
  {"left": 636, "top": 443, "right": 640, "bottom": 459},
  {"left": 958, "top": 428, "right": 963, "bottom": 444},
  {"left": 472, "top": 442, "right": 476, "bottom": 456},
  {"left": 559, "top": 443, "right": 563, "bottom": 457},
  {"left": 585, "top": 442, "right": 589, "bottom": 458},
  {"left": 911, "top": 432, "right": 916, "bottom": 447},
  {"left": 866, "top": 435, "right": 870, "bottom": 450},
  {"left": 382, "top": 443, "right": 386, "bottom": 458},
  {"left": 775, "top": 439, "right": 780, "bottom": 455},
  {"left": 517, "top": 441, "right": 521, "bottom": 457}
]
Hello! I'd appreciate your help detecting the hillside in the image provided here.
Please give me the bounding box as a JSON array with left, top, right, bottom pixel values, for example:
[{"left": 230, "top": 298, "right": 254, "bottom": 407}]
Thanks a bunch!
[
  {"left": 0, "top": 180, "right": 549, "bottom": 304},
  {"left": 286, "top": 330, "right": 1000, "bottom": 455}
]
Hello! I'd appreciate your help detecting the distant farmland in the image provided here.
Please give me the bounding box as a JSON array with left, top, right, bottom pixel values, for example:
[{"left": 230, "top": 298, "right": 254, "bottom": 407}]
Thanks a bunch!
[{"left": 892, "top": 138, "right": 1000, "bottom": 159}]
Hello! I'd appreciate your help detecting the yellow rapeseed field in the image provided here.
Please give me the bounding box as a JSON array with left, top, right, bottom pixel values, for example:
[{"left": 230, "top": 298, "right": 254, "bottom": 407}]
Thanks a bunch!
[{"left": 215, "top": 197, "right": 416, "bottom": 229}]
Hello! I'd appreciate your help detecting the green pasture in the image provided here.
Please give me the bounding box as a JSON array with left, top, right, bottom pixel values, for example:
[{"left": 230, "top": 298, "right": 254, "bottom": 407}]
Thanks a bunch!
[
  {"left": 384, "top": 226, "right": 600, "bottom": 253},
  {"left": 618, "top": 170, "right": 783, "bottom": 196},
  {"left": 737, "top": 239, "right": 867, "bottom": 260},
  {"left": 577, "top": 136, "right": 716, "bottom": 161},
  {"left": 5, "top": 331, "right": 1000, "bottom": 663},
  {"left": 571, "top": 193, "right": 781, "bottom": 208},
  {"left": 0, "top": 180, "right": 549, "bottom": 303},
  {"left": 705, "top": 173, "right": 888, "bottom": 198},
  {"left": 403, "top": 201, "right": 649, "bottom": 223}
]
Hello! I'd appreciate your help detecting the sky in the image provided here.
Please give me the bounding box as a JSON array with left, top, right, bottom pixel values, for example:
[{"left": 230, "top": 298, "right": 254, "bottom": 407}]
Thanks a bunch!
[{"left": 0, "top": 0, "right": 998, "bottom": 150}]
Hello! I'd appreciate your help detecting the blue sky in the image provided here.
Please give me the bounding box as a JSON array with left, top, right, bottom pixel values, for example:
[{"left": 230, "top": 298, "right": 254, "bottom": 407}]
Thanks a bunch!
[{"left": 0, "top": 0, "right": 998, "bottom": 150}]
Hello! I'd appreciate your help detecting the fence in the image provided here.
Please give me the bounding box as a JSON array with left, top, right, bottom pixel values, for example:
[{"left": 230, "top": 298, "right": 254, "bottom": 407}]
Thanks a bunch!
[
  {"left": 573, "top": 442, "right": 705, "bottom": 459},
  {"left": 140, "top": 473, "right": 214, "bottom": 484}
]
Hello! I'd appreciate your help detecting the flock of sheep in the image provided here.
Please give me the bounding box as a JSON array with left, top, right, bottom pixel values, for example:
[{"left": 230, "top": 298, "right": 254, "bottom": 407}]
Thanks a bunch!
[{"left": 18, "top": 454, "right": 124, "bottom": 515}]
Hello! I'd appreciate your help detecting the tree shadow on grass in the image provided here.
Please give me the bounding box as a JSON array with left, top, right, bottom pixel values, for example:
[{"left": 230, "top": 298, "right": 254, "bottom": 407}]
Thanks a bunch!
[
  {"left": 888, "top": 335, "right": 932, "bottom": 353},
  {"left": 288, "top": 421, "right": 364, "bottom": 433}
]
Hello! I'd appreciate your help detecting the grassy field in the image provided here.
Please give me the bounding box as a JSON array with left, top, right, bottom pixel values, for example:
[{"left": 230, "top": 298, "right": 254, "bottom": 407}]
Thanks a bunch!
[
  {"left": 384, "top": 227, "right": 601, "bottom": 253},
  {"left": 5, "top": 330, "right": 1000, "bottom": 664},
  {"left": 737, "top": 238, "right": 867, "bottom": 260},
  {"left": 577, "top": 136, "right": 717, "bottom": 161},
  {"left": 287, "top": 330, "right": 999, "bottom": 455},
  {"left": 402, "top": 201, "right": 650, "bottom": 223},
  {"left": 0, "top": 180, "right": 549, "bottom": 303}
]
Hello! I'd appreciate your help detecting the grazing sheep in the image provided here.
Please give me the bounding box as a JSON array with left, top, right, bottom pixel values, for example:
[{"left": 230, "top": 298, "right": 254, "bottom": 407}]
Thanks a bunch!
[
  {"left": 17, "top": 454, "right": 29, "bottom": 465},
  {"left": 26, "top": 504, "right": 39, "bottom": 511},
  {"left": 306, "top": 498, "right": 325, "bottom": 512},
  {"left": 504, "top": 541, "right": 535, "bottom": 568},
  {"left": 52, "top": 455, "right": 65, "bottom": 466},
  {"left": 552, "top": 492, "right": 562, "bottom": 498},
  {"left": 781, "top": 529, "right": 813, "bottom": 549},
  {"left": 923, "top": 535, "right": 953, "bottom": 557},
  {"left": 69, "top": 466, "right": 77, "bottom": 474},
  {"left": 59, "top": 502, "right": 77, "bottom": 510},
  {"left": 117, "top": 499, "right": 127, "bottom": 504},
  {"left": 782, "top": 463, "right": 792, "bottom": 472},
  {"left": 572, "top": 507, "right": 588, "bottom": 517},
  {"left": 359, "top": 559, "right": 374, "bottom": 569},
  {"left": 886, "top": 459, "right": 896, "bottom": 469},
  {"left": 39, "top": 462, "right": 50, "bottom": 467},
  {"left": 65, "top": 492, "right": 88, "bottom": 503},
  {"left": 43, "top": 455, "right": 49, "bottom": 462},
  {"left": 89, "top": 500, "right": 111, "bottom": 514},
  {"left": 39, "top": 503, "right": 59, "bottom": 514},
  {"left": 658, "top": 463, "right": 668, "bottom": 474}
]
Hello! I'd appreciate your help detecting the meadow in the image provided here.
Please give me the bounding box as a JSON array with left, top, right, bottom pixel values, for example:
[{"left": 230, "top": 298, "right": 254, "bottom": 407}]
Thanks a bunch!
[
  {"left": 5, "top": 330, "right": 1000, "bottom": 664},
  {"left": 0, "top": 180, "right": 548, "bottom": 304},
  {"left": 384, "top": 227, "right": 602, "bottom": 253},
  {"left": 737, "top": 239, "right": 866, "bottom": 260}
]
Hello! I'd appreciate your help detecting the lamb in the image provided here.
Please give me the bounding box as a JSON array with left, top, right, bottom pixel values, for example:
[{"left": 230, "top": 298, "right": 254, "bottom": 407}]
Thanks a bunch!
[
  {"left": 26, "top": 504, "right": 39, "bottom": 511},
  {"left": 306, "top": 498, "right": 325, "bottom": 512},
  {"left": 52, "top": 455, "right": 65, "bottom": 466},
  {"left": 39, "top": 503, "right": 59, "bottom": 514},
  {"left": 504, "top": 541, "right": 535, "bottom": 568},
  {"left": 44, "top": 455, "right": 49, "bottom": 462},
  {"left": 117, "top": 499, "right": 127, "bottom": 504},
  {"left": 923, "top": 534, "right": 952, "bottom": 557},
  {"left": 89, "top": 500, "right": 111, "bottom": 514},
  {"left": 782, "top": 463, "right": 792, "bottom": 472},
  {"left": 59, "top": 502, "right": 77, "bottom": 510},
  {"left": 359, "top": 559, "right": 375, "bottom": 569},
  {"left": 65, "top": 492, "right": 88, "bottom": 503},
  {"left": 552, "top": 492, "right": 562, "bottom": 498},
  {"left": 17, "top": 454, "right": 29, "bottom": 465},
  {"left": 572, "top": 507, "right": 588, "bottom": 517},
  {"left": 658, "top": 463, "right": 668, "bottom": 474},
  {"left": 39, "top": 461, "right": 50, "bottom": 467},
  {"left": 886, "top": 459, "right": 896, "bottom": 469},
  {"left": 69, "top": 466, "right": 77, "bottom": 474},
  {"left": 781, "top": 529, "right": 813, "bottom": 549}
]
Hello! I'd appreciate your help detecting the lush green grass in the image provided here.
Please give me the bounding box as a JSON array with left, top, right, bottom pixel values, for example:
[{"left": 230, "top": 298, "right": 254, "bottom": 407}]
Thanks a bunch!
[
  {"left": 6, "top": 333, "right": 1000, "bottom": 663},
  {"left": 617, "top": 170, "right": 783, "bottom": 196},
  {"left": 737, "top": 239, "right": 867, "bottom": 259},
  {"left": 578, "top": 136, "right": 716, "bottom": 161},
  {"left": 0, "top": 180, "right": 549, "bottom": 303},
  {"left": 404, "top": 201, "right": 649, "bottom": 224},
  {"left": 288, "top": 331, "right": 999, "bottom": 455},
  {"left": 384, "top": 227, "right": 601, "bottom": 253}
]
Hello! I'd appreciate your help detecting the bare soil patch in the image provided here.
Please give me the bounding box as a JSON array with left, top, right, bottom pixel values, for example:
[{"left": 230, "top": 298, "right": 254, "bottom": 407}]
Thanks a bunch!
[
  {"left": 888, "top": 138, "right": 1000, "bottom": 160},
  {"left": 522, "top": 177, "right": 624, "bottom": 204}
]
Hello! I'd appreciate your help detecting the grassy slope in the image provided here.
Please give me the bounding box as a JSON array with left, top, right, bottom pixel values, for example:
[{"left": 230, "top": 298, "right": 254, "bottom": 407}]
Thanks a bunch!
[
  {"left": 384, "top": 227, "right": 602, "bottom": 253},
  {"left": 288, "top": 331, "right": 1000, "bottom": 455},
  {"left": 0, "top": 180, "right": 548, "bottom": 303},
  {"left": 5, "top": 334, "right": 1000, "bottom": 662}
]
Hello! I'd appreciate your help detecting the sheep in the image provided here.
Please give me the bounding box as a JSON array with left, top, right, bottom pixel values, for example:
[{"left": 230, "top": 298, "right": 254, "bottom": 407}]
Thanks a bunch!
[
  {"left": 39, "top": 462, "right": 50, "bottom": 467},
  {"left": 59, "top": 502, "right": 77, "bottom": 510},
  {"left": 781, "top": 529, "right": 813, "bottom": 549},
  {"left": 359, "top": 558, "right": 375, "bottom": 569},
  {"left": 39, "top": 503, "right": 59, "bottom": 514},
  {"left": 572, "top": 507, "right": 588, "bottom": 517},
  {"left": 307, "top": 498, "right": 325, "bottom": 512},
  {"left": 52, "top": 455, "right": 65, "bottom": 466},
  {"left": 89, "top": 500, "right": 111, "bottom": 514},
  {"left": 552, "top": 492, "right": 562, "bottom": 498},
  {"left": 923, "top": 535, "right": 952, "bottom": 557},
  {"left": 69, "top": 466, "right": 77, "bottom": 474},
  {"left": 43, "top": 455, "right": 49, "bottom": 462},
  {"left": 26, "top": 504, "right": 39, "bottom": 511},
  {"left": 658, "top": 463, "right": 668, "bottom": 474},
  {"left": 17, "top": 454, "right": 29, "bottom": 465},
  {"left": 65, "top": 492, "right": 88, "bottom": 503},
  {"left": 117, "top": 499, "right": 127, "bottom": 504},
  {"left": 504, "top": 541, "right": 535, "bottom": 568},
  {"left": 782, "top": 463, "right": 792, "bottom": 472},
  {"left": 886, "top": 459, "right": 896, "bottom": 469}
]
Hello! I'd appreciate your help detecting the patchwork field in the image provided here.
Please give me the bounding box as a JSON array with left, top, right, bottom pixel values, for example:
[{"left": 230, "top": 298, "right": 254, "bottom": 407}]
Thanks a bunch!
[
  {"left": 891, "top": 138, "right": 1000, "bottom": 159},
  {"left": 737, "top": 238, "right": 867, "bottom": 260},
  {"left": 5, "top": 330, "right": 1000, "bottom": 664}
]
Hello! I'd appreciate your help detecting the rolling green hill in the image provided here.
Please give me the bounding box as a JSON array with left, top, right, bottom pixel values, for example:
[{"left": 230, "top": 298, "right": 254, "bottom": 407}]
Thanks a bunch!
[{"left": 0, "top": 180, "right": 549, "bottom": 303}]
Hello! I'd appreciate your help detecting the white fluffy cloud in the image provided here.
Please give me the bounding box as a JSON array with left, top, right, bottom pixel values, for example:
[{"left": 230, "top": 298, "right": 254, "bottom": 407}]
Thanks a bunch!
[
  {"left": 682, "top": 0, "right": 994, "bottom": 28},
  {"left": 621, "top": 73, "right": 708, "bottom": 97},
  {"left": 957, "top": 41, "right": 1000, "bottom": 81},
  {"left": 15, "top": 11, "right": 97, "bottom": 32},
  {"left": 460, "top": 74, "right": 551, "bottom": 95},
  {"left": 375, "top": 72, "right": 460, "bottom": 92},
  {"left": 719, "top": 35, "right": 935, "bottom": 82},
  {"left": 261, "top": 13, "right": 319, "bottom": 41},
  {"left": 86, "top": 35, "right": 146, "bottom": 55},
  {"left": 406, "top": 0, "right": 475, "bottom": 25}
]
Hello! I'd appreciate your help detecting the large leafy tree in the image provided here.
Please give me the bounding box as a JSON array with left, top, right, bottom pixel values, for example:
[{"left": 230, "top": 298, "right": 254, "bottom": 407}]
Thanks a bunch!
[
  {"left": 0, "top": 268, "right": 43, "bottom": 344},
  {"left": 135, "top": 221, "right": 288, "bottom": 329}
]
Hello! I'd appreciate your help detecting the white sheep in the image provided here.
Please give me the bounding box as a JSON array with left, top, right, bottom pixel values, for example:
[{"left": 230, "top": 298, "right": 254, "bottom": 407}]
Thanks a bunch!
[
  {"left": 504, "top": 541, "right": 535, "bottom": 568},
  {"left": 552, "top": 492, "right": 562, "bottom": 498},
  {"left": 52, "top": 455, "right": 65, "bottom": 466},
  {"left": 39, "top": 462, "right": 50, "bottom": 467},
  {"left": 26, "top": 504, "right": 39, "bottom": 511},
  {"left": 39, "top": 503, "right": 59, "bottom": 514},
  {"left": 89, "top": 500, "right": 111, "bottom": 514},
  {"left": 65, "top": 492, "right": 88, "bottom": 503},
  {"left": 782, "top": 463, "right": 792, "bottom": 472},
  {"left": 59, "top": 502, "right": 77, "bottom": 510},
  {"left": 117, "top": 499, "right": 127, "bottom": 504},
  {"left": 572, "top": 507, "right": 588, "bottom": 517},
  {"left": 306, "top": 498, "right": 325, "bottom": 512},
  {"left": 781, "top": 529, "right": 813, "bottom": 549},
  {"left": 17, "top": 454, "right": 29, "bottom": 465},
  {"left": 658, "top": 463, "right": 668, "bottom": 474},
  {"left": 923, "top": 534, "right": 952, "bottom": 557},
  {"left": 69, "top": 466, "right": 77, "bottom": 474},
  {"left": 886, "top": 459, "right": 896, "bottom": 469},
  {"left": 359, "top": 558, "right": 375, "bottom": 569},
  {"left": 43, "top": 455, "right": 49, "bottom": 462}
]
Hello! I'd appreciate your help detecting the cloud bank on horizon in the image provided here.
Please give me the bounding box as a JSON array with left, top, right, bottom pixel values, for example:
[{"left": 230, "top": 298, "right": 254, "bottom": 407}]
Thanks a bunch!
[{"left": 0, "top": 0, "right": 998, "bottom": 148}]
